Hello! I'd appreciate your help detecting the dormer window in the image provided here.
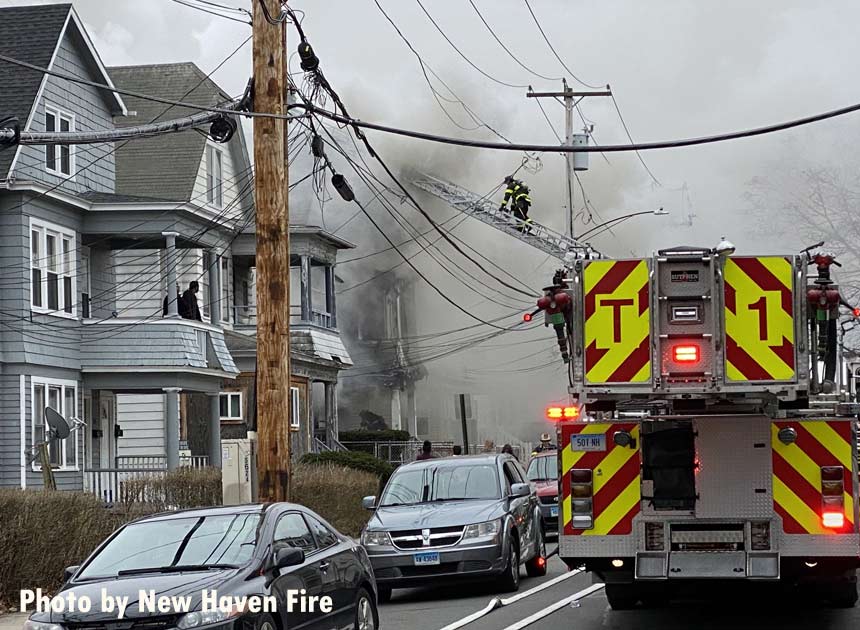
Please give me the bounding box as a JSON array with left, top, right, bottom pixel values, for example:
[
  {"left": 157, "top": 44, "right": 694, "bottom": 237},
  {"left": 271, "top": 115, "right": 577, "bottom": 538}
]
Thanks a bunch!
[
  {"left": 45, "top": 106, "right": 74, "bottom": 177},
  {"left": 206, "top": 145, "right": 223, "bottom": 207}
]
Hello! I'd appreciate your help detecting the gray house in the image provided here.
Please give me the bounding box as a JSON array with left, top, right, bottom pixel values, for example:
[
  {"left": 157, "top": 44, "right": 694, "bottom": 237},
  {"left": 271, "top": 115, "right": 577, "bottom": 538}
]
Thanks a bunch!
[{"left": 0, "top": 3, "right": 352, "bottom": 497}]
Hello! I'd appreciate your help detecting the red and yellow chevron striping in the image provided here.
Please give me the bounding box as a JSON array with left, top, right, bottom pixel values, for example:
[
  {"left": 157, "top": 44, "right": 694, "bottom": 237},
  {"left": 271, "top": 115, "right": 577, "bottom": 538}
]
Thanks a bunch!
[
  {"left": 583, "top": 260, "right": 651, "bottom": 383},
  {"left": 772, "top": 420, "right": 855, "bottom": 535},
  {"left": 560, "top": 423, "right": 641, "bottom": 536},
  {"left": 724, "top": 256, "right": 796, "bottom": 382}
]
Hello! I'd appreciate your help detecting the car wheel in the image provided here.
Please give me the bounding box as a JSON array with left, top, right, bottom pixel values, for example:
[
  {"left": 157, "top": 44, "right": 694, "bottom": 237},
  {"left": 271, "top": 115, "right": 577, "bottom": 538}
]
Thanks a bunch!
[
  {"left": 497, "top": 539, "right": 520, "bottom": 592},
  {"left": 377, "top": 586, "right": 392, "bottom": 604},
  {"left": 254, "top": 613, "right": 278, "bottom": 630},
  {"left": 355, "top": 588, "right": 378, "bottom": 630},
  {"left": 605, "top": 584, "right": 639, "bottom": 610},
  {"left": 525, "top": 525, "right": 547, "bottom": 578}
]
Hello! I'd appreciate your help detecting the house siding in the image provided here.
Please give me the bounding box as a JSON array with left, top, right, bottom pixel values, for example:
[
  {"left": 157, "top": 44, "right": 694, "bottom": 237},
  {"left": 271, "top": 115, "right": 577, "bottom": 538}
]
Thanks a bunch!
[
  {"left": 113, "top": 249, "right": 163, "bottom": 319},
  {"left": 0, "top": 194, "right": 28, "bottom": 364},
  {"left": 0, "top": 372, "right": 23, "bottom": 488},
  {"left": 12, "top": 25, "right": 116, "bottom": 195},
  {"left": 116, "top": 394, "right": 166, "bottom": 458}
]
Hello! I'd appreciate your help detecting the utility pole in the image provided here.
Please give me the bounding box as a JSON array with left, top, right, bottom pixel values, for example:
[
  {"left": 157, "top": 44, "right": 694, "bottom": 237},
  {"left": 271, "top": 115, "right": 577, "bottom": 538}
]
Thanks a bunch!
[
  {"left": 253, "top": 0, "right": 291, "bottom": 502},
  {"left": 527, "top": 83, "right": 610, "bottom": 240}
]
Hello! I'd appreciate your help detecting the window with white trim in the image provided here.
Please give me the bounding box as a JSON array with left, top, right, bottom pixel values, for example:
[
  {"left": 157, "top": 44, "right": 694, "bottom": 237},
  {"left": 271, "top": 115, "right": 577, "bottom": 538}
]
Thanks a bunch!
[
  {"left": 206, "top": 145, "right": 224, "bottom": 208},
  {"left": 45, "top": 107, "right": 74, "bottom": 176},
  {"left": 290, "top": 387, "right": 300, "bottom": 429},
  {"left": 200, "top": 250, "right": 211, "bottom": 321},
  {"left": 219, "top": 392, "right": 242, "bottom": 421},
  {"left": 30, "top": 219, "right": 76, "bottom": 317},
  {"left": 31, "top": 378, "right": 78, "bottom": 470}
]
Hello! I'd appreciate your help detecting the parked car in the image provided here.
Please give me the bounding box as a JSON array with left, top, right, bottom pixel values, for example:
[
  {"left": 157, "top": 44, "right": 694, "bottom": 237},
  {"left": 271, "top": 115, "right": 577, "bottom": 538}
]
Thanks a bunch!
[
  {"left": 24, "top": 504, "right": 378, "bottom": 630},
  {"left": 526, "top": 449, "right": 559, "bottom": 537},
  {"left": 359, "top": 453, "right": 546, "bottom": 601}
]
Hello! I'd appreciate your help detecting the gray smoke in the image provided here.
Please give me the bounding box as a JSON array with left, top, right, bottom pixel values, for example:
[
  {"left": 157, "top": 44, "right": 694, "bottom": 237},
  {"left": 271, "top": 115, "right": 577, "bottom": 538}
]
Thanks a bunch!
[{"left": 39, "top": 0, "right": 860, "bottom": 443}]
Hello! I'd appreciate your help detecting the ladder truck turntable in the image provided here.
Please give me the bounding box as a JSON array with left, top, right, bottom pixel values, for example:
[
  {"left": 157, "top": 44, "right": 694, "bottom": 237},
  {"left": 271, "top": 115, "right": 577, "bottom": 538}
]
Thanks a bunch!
[{"left": 533, "top": 242, "right": 860, "bottom": 609}]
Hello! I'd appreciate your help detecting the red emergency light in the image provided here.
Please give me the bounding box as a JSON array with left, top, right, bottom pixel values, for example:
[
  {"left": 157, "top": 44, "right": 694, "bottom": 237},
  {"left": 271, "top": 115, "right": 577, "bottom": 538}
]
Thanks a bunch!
[
  {"left": 523, "top": 313, "right": 532, "bottom": 322},
  {"left": 822, "top": 511, "right": 845, "bottom": 529},
  {"left": 673, "top": 345, "right": 700, "bottom": 364},
  {"left": 546, "top": 405, "right": 580, "bottom": 420}
]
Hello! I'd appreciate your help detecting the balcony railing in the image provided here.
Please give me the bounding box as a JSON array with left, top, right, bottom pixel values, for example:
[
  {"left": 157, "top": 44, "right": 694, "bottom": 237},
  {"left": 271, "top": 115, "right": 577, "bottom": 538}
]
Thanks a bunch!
[
  {"left": 83, "top": 454, "right": 209, "bottom": 503},
  {"left": 233, "top": 304, "right": 334, "bottom": 329}
]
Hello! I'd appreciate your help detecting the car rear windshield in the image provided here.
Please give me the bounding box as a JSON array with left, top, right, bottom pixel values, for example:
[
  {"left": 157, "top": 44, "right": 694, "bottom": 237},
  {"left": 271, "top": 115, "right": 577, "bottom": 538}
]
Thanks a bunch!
[
  {"left": 77, "top": 513, "right": 260, "bottom": 579},
  {"left": 527, "top": 454, "right": 558, "bottom": 481},
  {"left": 380, "top": 463, "right": 500, "bottom": 505}
]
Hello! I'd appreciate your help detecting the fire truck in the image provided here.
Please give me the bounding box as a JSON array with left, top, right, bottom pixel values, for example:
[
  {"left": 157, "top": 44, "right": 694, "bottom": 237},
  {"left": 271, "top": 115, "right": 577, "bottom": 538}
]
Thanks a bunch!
[{"left": 536, "top": 243, "right": 860, "bottom": 609}]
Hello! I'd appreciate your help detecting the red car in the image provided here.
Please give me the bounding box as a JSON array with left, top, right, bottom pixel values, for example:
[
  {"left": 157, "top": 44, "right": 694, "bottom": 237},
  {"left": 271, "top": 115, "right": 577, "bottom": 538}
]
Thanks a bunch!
[{"left": 526, "top": 450, "right": 559, "bottom": 537}]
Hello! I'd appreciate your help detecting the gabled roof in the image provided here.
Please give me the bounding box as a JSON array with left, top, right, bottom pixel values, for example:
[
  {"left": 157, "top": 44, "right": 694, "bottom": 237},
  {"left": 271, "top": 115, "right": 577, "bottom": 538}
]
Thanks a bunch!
[
  {"left": 108, "top": 62, "right": 243, "bottom": 202},
  {"left": 0, "top": 3, "right": 126, "bottom": 179}
]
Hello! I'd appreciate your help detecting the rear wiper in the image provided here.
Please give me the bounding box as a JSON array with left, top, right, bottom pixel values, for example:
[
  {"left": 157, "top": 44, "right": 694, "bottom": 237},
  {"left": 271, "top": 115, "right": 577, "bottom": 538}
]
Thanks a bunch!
[{"left": 117, "top": 564, "right": 237, "bottom": 576}]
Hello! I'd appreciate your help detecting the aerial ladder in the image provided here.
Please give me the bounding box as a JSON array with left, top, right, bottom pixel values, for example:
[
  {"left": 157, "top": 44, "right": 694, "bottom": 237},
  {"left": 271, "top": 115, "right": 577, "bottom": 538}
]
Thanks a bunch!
[{"left": 411, "top": 174, "right": 603, "bottom": 261}]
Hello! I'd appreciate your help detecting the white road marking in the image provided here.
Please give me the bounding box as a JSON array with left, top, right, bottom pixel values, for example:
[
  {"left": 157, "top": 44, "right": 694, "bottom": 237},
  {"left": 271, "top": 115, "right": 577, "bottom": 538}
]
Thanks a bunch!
[
  {"left": 436, "top": 568, "right": 583, "bottom": 630},
  {"left": 501, "top": 584, "right": 606, "bottom": 630}
]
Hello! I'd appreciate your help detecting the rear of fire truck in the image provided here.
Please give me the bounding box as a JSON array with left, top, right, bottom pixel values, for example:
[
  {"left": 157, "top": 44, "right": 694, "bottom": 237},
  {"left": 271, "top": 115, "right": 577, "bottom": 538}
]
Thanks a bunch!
[{"left": 542, "top": 245, "right": 860, "bottom": 609}]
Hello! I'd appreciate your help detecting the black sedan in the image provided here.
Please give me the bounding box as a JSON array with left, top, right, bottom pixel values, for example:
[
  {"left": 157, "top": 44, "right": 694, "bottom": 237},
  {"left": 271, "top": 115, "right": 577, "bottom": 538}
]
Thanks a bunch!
[{"left": 24, "top": 504, "right": 379, "bottom": 630}]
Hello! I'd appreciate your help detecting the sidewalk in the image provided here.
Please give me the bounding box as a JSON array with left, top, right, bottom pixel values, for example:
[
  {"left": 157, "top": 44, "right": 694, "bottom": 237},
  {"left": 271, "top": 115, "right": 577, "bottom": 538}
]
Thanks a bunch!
[{"left": 0, "top": 612, "right": 27, "bottom": 630}]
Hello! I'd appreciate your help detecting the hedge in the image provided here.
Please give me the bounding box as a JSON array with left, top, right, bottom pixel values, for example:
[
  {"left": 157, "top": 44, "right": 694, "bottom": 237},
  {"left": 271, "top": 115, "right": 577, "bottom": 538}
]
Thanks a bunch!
[
  {"left": 338, "top": 429, "right": 411, "bottom": 442},
  {"left": 301, "top": 450, "right": 393, "bottom": 487},
  {"left": 292, "top": 463, "right": 377, "bottom": 537}
]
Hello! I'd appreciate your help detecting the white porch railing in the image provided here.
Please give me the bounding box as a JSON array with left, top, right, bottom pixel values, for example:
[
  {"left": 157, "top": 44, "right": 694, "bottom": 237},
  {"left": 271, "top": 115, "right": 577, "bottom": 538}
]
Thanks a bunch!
[{"left": 83, "top": 455, "right": 209, "bottom": 503}]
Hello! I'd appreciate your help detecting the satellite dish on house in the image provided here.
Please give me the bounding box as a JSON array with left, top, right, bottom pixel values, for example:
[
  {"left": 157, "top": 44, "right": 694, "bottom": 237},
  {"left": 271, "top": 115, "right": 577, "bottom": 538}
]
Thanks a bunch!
[{"left": 45, "top": 407, "right": 71, "bottom": 440}]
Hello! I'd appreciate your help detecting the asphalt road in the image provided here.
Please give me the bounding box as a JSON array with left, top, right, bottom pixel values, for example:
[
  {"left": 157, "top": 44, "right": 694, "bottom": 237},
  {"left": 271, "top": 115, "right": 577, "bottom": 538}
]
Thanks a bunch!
[{"left": 377, "top": 550, "right": 860, "bottom": 630}]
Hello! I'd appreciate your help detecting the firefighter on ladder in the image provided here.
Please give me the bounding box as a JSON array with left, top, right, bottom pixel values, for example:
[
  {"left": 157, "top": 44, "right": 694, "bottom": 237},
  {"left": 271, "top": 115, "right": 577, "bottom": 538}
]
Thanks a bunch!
[{"left": 499, "top": 175, "right": 534, "bottom": 234}]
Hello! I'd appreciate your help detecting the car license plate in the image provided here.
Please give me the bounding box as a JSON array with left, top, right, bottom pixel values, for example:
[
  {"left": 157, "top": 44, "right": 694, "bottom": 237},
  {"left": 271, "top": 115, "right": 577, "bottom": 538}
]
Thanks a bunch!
[
  {"left": 571, "top": 433, "right": 606, "bottom": 452},
  {"left": 413, "top": 551, "right": 440, "bottom": 566},
  {"left": 550, "top": 506, "right": 558, "bottom": 518}
]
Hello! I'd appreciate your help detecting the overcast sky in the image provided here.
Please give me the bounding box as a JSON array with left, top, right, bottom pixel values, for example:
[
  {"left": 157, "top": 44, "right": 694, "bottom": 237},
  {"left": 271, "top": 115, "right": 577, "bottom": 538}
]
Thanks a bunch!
[{"left": 10, "top": 0, "right": 860, "bottom": 431}]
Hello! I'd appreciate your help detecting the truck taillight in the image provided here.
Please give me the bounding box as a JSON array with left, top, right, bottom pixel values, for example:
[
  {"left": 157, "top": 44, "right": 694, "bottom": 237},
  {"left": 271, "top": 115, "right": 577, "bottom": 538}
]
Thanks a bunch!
[
  {"left": 820, "top": 466, "right": 846, "bottom": 530},
  {"left": 751, "top": 522, "right": 770, "bottom": 550},
  {"left": 645, "top": 522, "right": 664, "bottom": 551},
  {"left": 673, "top": 344, "right": 700, "bottom": 363},
  {"left": 571, "top": 469, "right": 593, "bottom": 529},
  {"left": 546, "top": 405, "right": 580, "bottom": 420}
]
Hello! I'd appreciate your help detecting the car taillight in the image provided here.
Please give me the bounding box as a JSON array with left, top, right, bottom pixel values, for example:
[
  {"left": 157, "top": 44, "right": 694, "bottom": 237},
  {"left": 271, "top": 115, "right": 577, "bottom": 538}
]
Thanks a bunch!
[
  {"left": 820, "top": 466, "right": 846, "bottom": 530},
  {"left": 751, "top": 522, "right": 770, "bottom": 550},
  {"left": 645, "top": 522, "right": 664, "bottom": 551},
  {"left": 571, "top": 469, "right": 593, "bottom": 529}
]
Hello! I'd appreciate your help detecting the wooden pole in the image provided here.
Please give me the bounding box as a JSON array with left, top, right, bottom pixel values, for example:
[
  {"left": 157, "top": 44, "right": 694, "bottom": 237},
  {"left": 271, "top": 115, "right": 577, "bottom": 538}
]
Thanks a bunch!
[{"left": 253, "top": 0, "right": 291, "bottom": 502}]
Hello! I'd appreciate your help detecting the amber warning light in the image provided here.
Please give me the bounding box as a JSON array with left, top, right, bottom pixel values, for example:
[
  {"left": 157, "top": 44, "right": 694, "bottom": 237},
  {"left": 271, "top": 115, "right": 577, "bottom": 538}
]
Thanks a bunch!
[
  {"left": 673, "top": 345, "right": 700, "bottom": 364},
  {"left": 546, "top": 405, "right": 580, "bottom": 420}
]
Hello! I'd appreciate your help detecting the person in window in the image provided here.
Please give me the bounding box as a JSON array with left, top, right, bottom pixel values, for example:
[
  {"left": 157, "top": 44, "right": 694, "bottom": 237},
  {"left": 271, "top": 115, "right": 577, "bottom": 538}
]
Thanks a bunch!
[
  {"left": 415, "top": 440, "right": 436, "bottom": 460},
  {"left": 180, "top": 281, "right": 202, "bottom": 321}
]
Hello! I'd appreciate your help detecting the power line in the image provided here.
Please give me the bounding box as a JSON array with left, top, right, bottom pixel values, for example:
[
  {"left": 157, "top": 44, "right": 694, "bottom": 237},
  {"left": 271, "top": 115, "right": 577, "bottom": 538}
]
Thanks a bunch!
[
  {"left": 609, "top": 91, "right": 662, "bottom": 186},
  {"left": 411, "top": 0, "right": 528, "bottom": 89},
  {"left": 10, "top": 49, "right": 860, "bottom": 156},
  {"left": 466, "top": 0, "right": 561, "bottom": 82},
  {"left": 169, "top": 0, "right": 252, "bottom": 24},
  {"left": 521, "top": 0, "right": 602, "bottom": 89}
]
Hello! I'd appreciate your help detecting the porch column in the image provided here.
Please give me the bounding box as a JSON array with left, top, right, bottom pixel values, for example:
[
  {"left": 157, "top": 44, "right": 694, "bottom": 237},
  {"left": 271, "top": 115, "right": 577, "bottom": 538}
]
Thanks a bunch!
[
  {"left": 208, "top": 251, "right": 221, "bottom": 325},
  {"left": 325, "top": 265, "right": 337, "bottom": 328},
  {"left": 324, "top": 381, "right": 338, "bottom": 446},
  {"left": 208, "top": 393, "right": 222, "bottom": 468},
  {"left": 164, "top": 387, "right": 181, "bottom": 470},
  {"left": 390, "top": 389, "right": 402, "bottom": 430},
  {"left": 407, "top": 384, "right": 417, "bottom": 437},
  {"left": 300, "top": 255, "right": 312, "bottom": 321},
  {"left": 162, "top": 232, "right": 180, "bottom": 318}
]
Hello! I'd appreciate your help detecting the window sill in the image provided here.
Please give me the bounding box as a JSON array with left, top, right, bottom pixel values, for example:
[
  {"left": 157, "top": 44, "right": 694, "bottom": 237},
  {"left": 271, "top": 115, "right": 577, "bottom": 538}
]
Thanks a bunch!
[
  {"left": 45, "top": 167, "right": 75, "bottom": 181},
  {"left": 30, "top": 307, "right": 78, "bottom": 320},
  {"left": 31, "top": 465, "right": 79, "bottom": 473},
  {"left": 220, "top": 417, "right": 243, "bottom": 422}
]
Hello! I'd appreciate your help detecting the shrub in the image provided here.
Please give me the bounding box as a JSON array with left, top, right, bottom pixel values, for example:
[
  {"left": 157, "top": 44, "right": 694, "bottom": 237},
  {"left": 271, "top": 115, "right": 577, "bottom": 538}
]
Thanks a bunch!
[
  {"left": 292, "top": 463, "right": 377, "bottom": 537},
  {"left": 119, "top": 467, "right": 222, "bottom": 512},
  {"left": 339, "top": 429, "right": 411, "bottom": 442},
  {"left": 0, "top": 490, "right": 138, "bottom": 608},
  {"left": 300, "top": 450, "right": 393, "bottom": 487}
]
